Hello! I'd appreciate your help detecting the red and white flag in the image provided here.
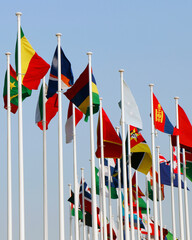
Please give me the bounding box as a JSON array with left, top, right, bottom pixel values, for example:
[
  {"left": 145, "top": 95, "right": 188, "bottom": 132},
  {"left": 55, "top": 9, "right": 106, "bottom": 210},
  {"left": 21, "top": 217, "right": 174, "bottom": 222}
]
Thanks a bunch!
[{"left": 173, "top": 147, "right": 178, "bottom": 174}]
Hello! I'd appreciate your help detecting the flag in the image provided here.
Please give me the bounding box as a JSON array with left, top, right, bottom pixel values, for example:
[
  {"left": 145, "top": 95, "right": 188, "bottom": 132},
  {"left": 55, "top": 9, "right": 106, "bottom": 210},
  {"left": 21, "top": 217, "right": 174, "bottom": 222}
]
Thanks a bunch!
[
  {"left": 95, "top": 108, "right": 122, "bottom": 158},
  {"left": 64, "top": 64, "right": 100, "bottom": 121},
  {"left": 129, "top": 172, "right": 145, "bottom": 202},
  {"left": 65, "top": 101, "right": 83, "bottom": 143},
  {"left": 47, "top": 46, "right": 74, "bottom": 98},
  {"left": 172, "top": 147, "right": 178, "bottom": 174},
  {"left": 15, "top": 28, "right": 50, "bottom": 90},
  {"left": 129, "top": 214, "right": 145, "bottom": 229},
  {"left": 119, "top": 80, "right": 142, "bottom": 130},
  {"left": 35, "top": 83, "right": 58, "bottom": 130},
  {"left": 3, "top": 65, "right": 32, "bottom": 114},
  {"left": 130, "top": 126, "right": 152, "bottom": 175},
  {"left": 153, "top": 93, "right": 178, "bottom": 135},
  {"left": 107, "top": 222, "right": 117, "bottom": 239},
  {"left": 147, "top": 167, "right": 165, "bottom": 201},
  {"left": 180, "top": 149, "right": 192, "bottom": 182}
]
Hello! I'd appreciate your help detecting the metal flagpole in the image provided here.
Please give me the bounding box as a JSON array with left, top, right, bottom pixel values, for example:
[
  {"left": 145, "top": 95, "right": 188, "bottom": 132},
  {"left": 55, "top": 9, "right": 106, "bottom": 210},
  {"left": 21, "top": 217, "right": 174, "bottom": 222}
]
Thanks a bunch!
[
  {"left": 136, "top": 171, "right": 140, "bottom": 240},
  {"left": 56, "top": 33, "right": 65, "bottom": 240},
  {"left": 6, "top": 52, "right": 12, "bottom": 240},
  {"left": 156, "top": 146, "right": 163, "bottom": 240},
  {"left": 182, "top": 148, "right": 190, "bottom": 240},
  {"left": 68, "top": 184, "right": 73, "bottom": 240},
  {"left": 146, "top": 176, "right": 151, "bottom": 240},
  {"left": 98, "top": 158, "right": 103, "bottom": 240},
  {"left": 174, "top": 97, "right": 184, "bottom": 240},
  {"left": 81, "top": 168, "right": 86, "bottom": 240},
  {"left": 169, "top": 136, "right": 176, "bottom": 240},
  {"left": 73, "top": 103, "right": 79, "bottom": 240},
  {"left": 43, "top": 76, "right": 48, "bottom": 240},
  {"left": 119, "top": 69, "right": 129, "bottom": 240},
  {"left": 149, "top": 84, "right": 158, "bottom": 240},
  {"left": 87, "top": 52, "right": 98, "bottom": 240},
  {"left": 99, "top": 98, "right": 107, "bottom": 240},
  {"left": 16, "top": 12, "right": 25, "bottom": 240},
  {"left": 108, "top": 160, "right": 113, "bottom": 240}
]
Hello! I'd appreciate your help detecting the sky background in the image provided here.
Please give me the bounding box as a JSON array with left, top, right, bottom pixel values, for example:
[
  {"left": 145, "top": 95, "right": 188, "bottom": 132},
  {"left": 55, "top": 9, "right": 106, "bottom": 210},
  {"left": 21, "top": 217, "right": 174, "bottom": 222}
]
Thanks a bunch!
[{"left": 0, "top": 1, "right": 192, "bottom": 239}]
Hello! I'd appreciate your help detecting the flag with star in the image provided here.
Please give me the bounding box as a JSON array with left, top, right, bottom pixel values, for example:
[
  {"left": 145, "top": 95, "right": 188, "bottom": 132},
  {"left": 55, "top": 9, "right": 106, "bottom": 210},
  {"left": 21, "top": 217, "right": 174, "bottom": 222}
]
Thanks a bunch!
[{"left": 3, "top": 65, "right": 32, "bottom": 113}]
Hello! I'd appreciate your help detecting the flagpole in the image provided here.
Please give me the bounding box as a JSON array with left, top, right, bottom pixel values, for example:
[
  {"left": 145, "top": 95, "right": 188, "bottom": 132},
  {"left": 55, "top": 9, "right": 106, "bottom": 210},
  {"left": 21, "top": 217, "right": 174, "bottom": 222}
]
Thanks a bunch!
[
  {"left": 99, "top": 98, "right": 107, "bottom": 240},
  {"left": 6, "top": 52, "right": 12, "bottom": 240},
  {"left": 87, "top": 227, "right": 90, "bottom": 240},
  {"left": 115, "top": 127, "right": 123, "bottom": 240},
  {"left": 149, "top": 84, "right": 158, "bottom": 240},
  {"left": 174, "top": 97, "right": 184, "bottom": 240},
  {"left": 127, "top": 124, "right": 135, "bottom": 240},
  {"left": 169, "top": 136, "right": 176, "bottom": 240},
  {"left": 56, "top": 33, "right": 65, "bottom": 240},
  {"left": 68, "top": 184, "right": 73, "bottom": 240},
  {"left": 119, "top": 69, "right": 129, "bottom": 240},
  {"left": 98, "top": 158, "right": 103, "bottom": 240},
  {"left": 108, "top": 159, "right": 113, "bottom": 240},
  {"left": 81, "top": 168, "right": 86, "bottom": 240},
  {"left": 136, "top": 171, "right": 140, "bottom": 240},
  {"left": 182, "top": 148, "right": 190, "bottom": 240},
  {"left": 16, "top": 12, "right": 25, "bottom": 240},
  {"left": 87, "top": 52, "right": 98, "bottom": 240},
  {"left": 145, "top": 176, "right": 151, "bottom": 240},
  {"left": 156, "top": 146, "right": 163, "bottom": 240},
  {"left": 42, "top": 76, "right": 48, "bottom": 240},
  {"left": 73, "top": 103, "right": 80, "bottom": 240}
]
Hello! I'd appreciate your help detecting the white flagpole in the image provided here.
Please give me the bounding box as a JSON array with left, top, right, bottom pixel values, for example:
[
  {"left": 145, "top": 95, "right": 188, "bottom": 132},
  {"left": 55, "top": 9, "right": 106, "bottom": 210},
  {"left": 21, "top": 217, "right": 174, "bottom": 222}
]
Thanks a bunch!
[
  {"left": 42, "top": 77, "right": 48, "bottom": 240},
  {"left": 127, "top": 124, "right": 135, "bottom": 240},
  {"left": 182, "top": 148, "right": 190, "bottom": 240},
  {"left": 56, "top": 33, "right": 65, "bottom": 240},
  {"left": 169, "top": 136, "right": 176, "bottom": 240},
  {"left": 115, "top": 127, "right": 123, "bottom": 240},
  {"left": 136, "top": 171, "right": 140, "bottom": 240},
  {"left": 99, "top": 98, "right": 107, "bottom": 240},
  {"left": 149, "top": 84, "right": 158, "bottom": 240},
  {"left": 98, "top": 158, "right": 103, "bottom": 240},
  {"left": 145, "top": 176, "right": 151, "bottom": 240},
  {"left": 108, "top": 160, "right": 113, "bottom": 240},
  {"left": 119, "top": 69, "right": 129, "bottom": 240},
  {"left": 87, "top": 227, "right": 90, "bottom": 240},
  {"left": 174, "top": 97, "right": 184, "bottom": 240},
  {"left": 6, "top": 52, "right": 12, "bottom": 240},
  {"left": 156, "top": 146, "right": 163, "bottom": 240},
  {"left": 73, "top": 103, "right": 79, "bottom": 240},
  {"left": 16, "top": 12, "right": 25, "bottom": 240},
  {"left": 68, "top": 184, "right": 73, "bottom": 240},
  {"left": 81, "top": 168, "right": 86, "bottom": 240},
  {"left": 87, "top": 52, "right": 98, "bottom": 240}
]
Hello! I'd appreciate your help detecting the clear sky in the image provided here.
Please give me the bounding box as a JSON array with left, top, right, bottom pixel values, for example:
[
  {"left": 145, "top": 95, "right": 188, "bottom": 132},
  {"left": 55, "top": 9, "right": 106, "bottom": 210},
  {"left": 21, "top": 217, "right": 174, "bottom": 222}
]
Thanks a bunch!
[{"left": 0, "top": 1, "right": 192, "bottom": 239}]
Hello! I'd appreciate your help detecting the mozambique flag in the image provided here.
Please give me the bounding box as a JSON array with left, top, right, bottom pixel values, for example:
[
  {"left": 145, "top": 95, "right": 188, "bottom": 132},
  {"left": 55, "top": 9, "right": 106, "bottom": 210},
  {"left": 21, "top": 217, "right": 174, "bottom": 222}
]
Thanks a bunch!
[
  {"left": 15, "top": 27, "right": 50, "bottom": 90},
  {"left": 3, "top": 65, "right": 32, "bottom": 114},
  {"left": 64, "top": 64, "right": 100, "bottom": 121}
]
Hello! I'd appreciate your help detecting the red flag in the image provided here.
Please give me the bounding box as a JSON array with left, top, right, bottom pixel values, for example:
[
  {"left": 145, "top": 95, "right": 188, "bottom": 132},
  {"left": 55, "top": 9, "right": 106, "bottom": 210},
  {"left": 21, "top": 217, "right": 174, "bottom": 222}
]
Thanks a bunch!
[{"left": 95, "top": 108, "right": 122, "bottom": 158}]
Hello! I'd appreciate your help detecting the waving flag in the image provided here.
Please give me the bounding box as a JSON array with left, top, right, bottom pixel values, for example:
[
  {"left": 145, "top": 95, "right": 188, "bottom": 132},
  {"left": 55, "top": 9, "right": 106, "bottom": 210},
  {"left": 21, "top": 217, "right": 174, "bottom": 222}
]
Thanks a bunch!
[
  {"left": 153, "top": 94, "right": 178, "bottom": 135},
  {"left": 15, "top": 28, "right": 50, "bottom": 90},
  {"left": 172, "top": 147, "right": 178, "bottom": 174},
  {"left": 3, "top": 65, "right": 32, "bottom": 113},
  {"left": 64, "top": 64, "right": 100, "bottom": 121},
  {"left": 47, "top": 46, "right": 74, "bottom": 98}
]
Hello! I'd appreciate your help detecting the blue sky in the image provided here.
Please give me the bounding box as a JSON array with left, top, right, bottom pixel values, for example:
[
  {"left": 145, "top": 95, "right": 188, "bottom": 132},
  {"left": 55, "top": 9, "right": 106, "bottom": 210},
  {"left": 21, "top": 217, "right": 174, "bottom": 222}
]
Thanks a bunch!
[{"left": 0, "top": 1, "right": 192, "bottom": 239}]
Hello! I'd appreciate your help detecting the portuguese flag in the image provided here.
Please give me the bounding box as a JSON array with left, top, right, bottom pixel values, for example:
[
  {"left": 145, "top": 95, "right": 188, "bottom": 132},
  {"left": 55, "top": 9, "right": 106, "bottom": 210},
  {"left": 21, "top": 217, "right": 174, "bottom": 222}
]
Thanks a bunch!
[
  {"left": 15, "top": 27, "right": 50, "bottom": 90},
  {"left": 3, "top": 65, "right": 32, "bottom": 114}
]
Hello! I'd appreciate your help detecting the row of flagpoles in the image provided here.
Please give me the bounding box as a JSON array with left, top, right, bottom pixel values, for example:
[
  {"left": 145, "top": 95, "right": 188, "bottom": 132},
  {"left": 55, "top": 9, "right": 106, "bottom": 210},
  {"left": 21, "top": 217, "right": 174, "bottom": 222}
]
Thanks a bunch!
[{"left": 4, "top": 11, "right": 192, "bottom": 240}]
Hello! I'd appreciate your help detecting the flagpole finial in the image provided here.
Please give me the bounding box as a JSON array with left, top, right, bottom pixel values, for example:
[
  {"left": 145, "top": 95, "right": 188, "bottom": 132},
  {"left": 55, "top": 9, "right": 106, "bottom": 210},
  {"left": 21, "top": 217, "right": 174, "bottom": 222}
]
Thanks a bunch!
[
  {"left": 174, "top": 96, "right": 179, "bottom": 100},
  {"left": 5, "top": 52, "right": 11, "bottom": 56},
  {"left": 156, "top": 146, "right": 160, "bottom": 149},
  {"left": 68, "top": 184, "right": 71, "bottom": 187},
  {"left": 149, "top": 83, "right": 154, "bottom": 87},
  {"left": 119, "top": 69, "right": 124, "bottom": 72},
  {"left": 81, "top": 168, "right": 84, "bottom": 171},
  {"left": 16, "top": 12, "right": 22, "bottom": 16},
  {"left": 99, "top": 97, "right": 103, "bottom": 101},
  {"left": 87, "top": 52, "right": 92, "bottom": 56},
  {"left": 56, "top": 33, "right": 62, "bottom": 37}
]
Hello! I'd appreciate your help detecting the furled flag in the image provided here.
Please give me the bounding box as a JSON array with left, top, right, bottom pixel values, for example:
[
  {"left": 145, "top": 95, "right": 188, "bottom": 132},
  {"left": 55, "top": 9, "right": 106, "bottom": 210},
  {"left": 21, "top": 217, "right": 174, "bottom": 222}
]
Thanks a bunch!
[
  {"left": 95, "top": 108, "right": 122, "bottom": 158},
  {"left": 47, "top": 46, "right": 74, "bottom": 99},
  {"left": 130, "top": 126, "right": 152, "bottom": 175},
  {"left": 119, "top": 80, "right": 143, "bottom": 130},
  {"left": 15, "top": 27, "right": 50, "bottom": 90},
  {"left": 147, "top": 167, "right": 165, "bottom": 201},
  {"left": 35, "top": 83, "right": 58, "bottom": 130},
  {"left": 65, "top": 101, "right": 83, "bottom": 143},
  {"left": 64, "top": 64, "right": 100, "bottom": 121},
  {"left": 3, "top": 65, "right": 32, "bottom": 114},
  {"left": 153, "top": 93, "right": 179, "bottom": 135}
]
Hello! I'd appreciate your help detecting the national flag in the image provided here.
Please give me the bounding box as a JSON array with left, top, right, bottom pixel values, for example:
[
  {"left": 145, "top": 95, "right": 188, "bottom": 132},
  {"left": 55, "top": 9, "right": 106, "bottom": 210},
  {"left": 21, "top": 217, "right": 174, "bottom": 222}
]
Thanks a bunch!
[
  {"left": 147, "top": 167, "right": 165, "bottom": 201},
  {"left": 65, "top": 101, "right": 83, "bottom": 143},
  {"left": 153, "top": 94, "right": 178, "bottom": 135},
  {"left": 35, "top": 83, "right": 58, "bottom": 130},
  {"left": 130, "top": 126, "right": 152, "bottom": 175},
  {"left": 3, "top": 65, "right": 32, "bottom": 114},
  {"left": 129, "top": 214, "right": 145, "bottom": 229},
  {"left": 95, "top": 108, "right": 122, "bottom": 158},
  {"left": 119, "top": 80, "right": 142, "bottom": 130},
  {"left": 107, "top": 223, "right": 117, "bottom": 240},
  {"left": 172, "top": 147, "right": 178, "bottom": 174},
  {"left": 180, "top": 149, "right": 192, "bottom": 182},
  {"left": 46, "top": 46, "right": 74, "bottom": 99},
  {"left": 15, "top": 27, "right": 50, "bottom": 90},
  {"left": 64, "top": 64, "right": 100, "bottom": 121},
  {"left": 129, "top": 172, "right": 145, "bottom": 202}
]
